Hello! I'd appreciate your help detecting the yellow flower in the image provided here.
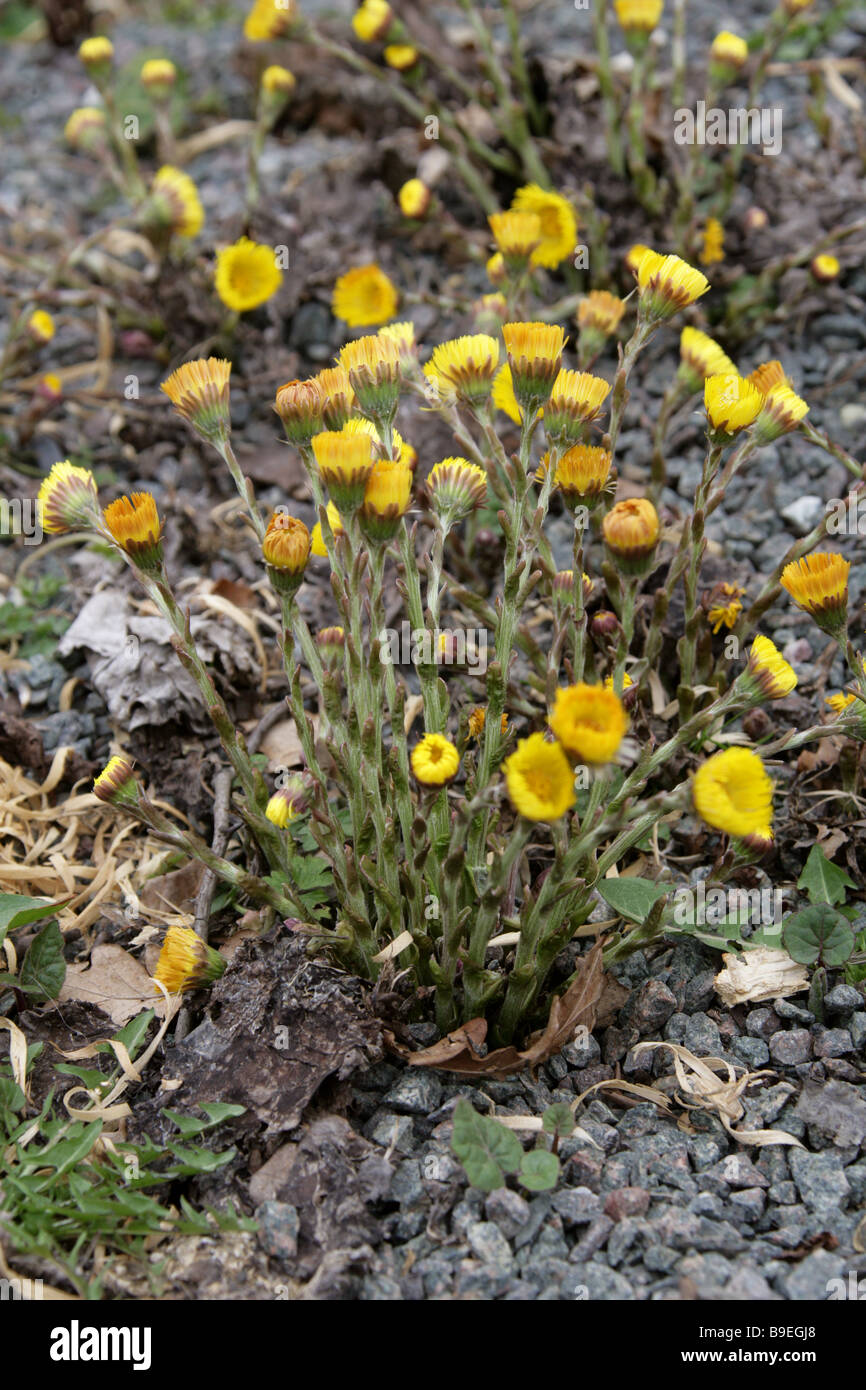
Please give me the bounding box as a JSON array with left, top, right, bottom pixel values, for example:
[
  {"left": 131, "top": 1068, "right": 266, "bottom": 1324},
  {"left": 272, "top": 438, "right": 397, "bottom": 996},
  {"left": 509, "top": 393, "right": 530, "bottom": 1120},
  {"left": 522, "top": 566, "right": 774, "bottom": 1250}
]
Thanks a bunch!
[
  {"left": 27, "top": 310, "right": 55, "bottom": 344},
  {"left": 602, "top": 498, "right": 660, "bottom": 573},
  {"left": 706, "top": 583, "right": 745, "bottom": 633},
  {"left": 78, "top": 35, "right": 113, "bottom": 67},
  {"left": 215, "top": 237, "right": 282, "bottom": 312},
  {"left": 704, "top": 373, "right": 763, "bottom": 433},
  {"left": 544, "top": 368, "right": 611, "bottom": 443},
  {"left": 811, "top": 254, "right": 840, "bottom": 282},
  {"left": 710, "top": 31, "right": 748, "bottom": 70},
  {"left": 488, "top": 210, "right": 542, "bottom": 269},
  {"left": 427, "top": 457, "right": 487, "bottom": 520},
  {"left": 693, "top": 748, "right": 774, "bottom": 838},
  {"left": 603, "top": 672, "right": 634, "bottom": 691},
  {"left": 360, "top": 457, "right": 413, "bottom": 541},
  {"left": 746, "top": 359, "right": 789, "bottom": 395},
  {"left": 826, "top": 692, "right": 856, "bottom": 715},
  {"left": 491, "top": 364, "right": 524, "bottom": 423},
  {"left": 503, "top": 321, "right": 567, "bottom": 409},
  {"left": 745, "top": 634, "right": 798, "bottom": 700},
  {"left": 262, "top": 512, "right": 310, "bottom": 593},
  {"left": 153, "top": 925, "right": 226, "bottom": 995},
  {"left": 637, "top": 252, "right": 710, "bottom": 320},
  {"left": 780, "top": 553, "right": 849, "bottom": 636},
  {"left": 549, "top": 683, "right": 628, "bottom": 764},
  {"left": 510, "top": 184, "right": 577, "bottom": 269},
  {"left": 261, "top": 64, "right": 295, "bottom": 95},
  {"left": 398, "top": 178, "right": 431, "bottom": 218},
  {"left": 343, "top": 416, "right": 415, "bottom": 470},
  {"left": 161, "top": 357, "right": 232, "bottom": 441},
  {"left": 577, "top": 291, "right": 626, "bottom": 336},
  {"left": 312, "top": 429, "right": 375, "bottom": 511},
  {"left": 64, "top": 107, "right": 107, "bottom": 152},
  {"left": 266, "top": 774, "right": 309, "bottom": 826},
  {"left": 754, "top": 384, "right": 809, "bottom": 444},
  {"left": 411, "top": 733, "right": 460, "bottom": 786},
  {"left": 486, "top": 252, "right": 506, "bottom": 286},
  {"left": 144, "top": 165, "right": 204, "bottom": 239},
  {"left": 102, "top": 492, "right": 163, "bottom": 570},
  {"left": 352, "top": 0, "right": 394, "bottom": 42},
  {"left": 624, "top": 243, "right": 653, "bottom": 277},
  {"left": 311, "top": 501, "right": 344, "bottom": 556},
  {"left": 700, "top": 217, "right": 725, "bottom": 267},
  {"left": 468, "top": 707, "right": 508, "bottom": 739},
  {"left": 678, "top": 327, "right": 736, "bottom": 392},
  {"left": 39, "top": 373, "right": 62, "bottom": 400},
  {"left": 782, "top": 0, "right": 814, "bottom": 12},
  {"left": 37, "top": 461, "right": 99, "bottom": 534},
  {"left": 553, "top": 444, "right": 612, "bottom": 509},
  {"left": 92, "top": 755, "right": 138, "bottom": 808},
  {"left": 313, "top": 365, "right": 355, "bottom": 429},
  {"left": 332, "top": 263, "right": 398, "bottom": 328},
  {"left": 379, "top": 320, "right": 416, "bottom": 358},
  {"left": 141, "top": 58, "right": 177, "bottom": 95},
  {"left": 274, "top": 377, "right": 324, "bottom": 444},
  {"left": 427, "top": 334, "right": 500, "bottom": 405},
  {"left": 504, "top": 733, "right": 576, "bottom": 821},
  {"left": 243, "top": 0, "right": 298, "bottom": 41},
  {"left": 614, "top": 0, "right": 664, "bottom": 34},
  {"left": 385, "top": 44, "right": 418, "bottom": 70},
  {"left": 338, "top": 332, "right": 402, "bottom": 415}
]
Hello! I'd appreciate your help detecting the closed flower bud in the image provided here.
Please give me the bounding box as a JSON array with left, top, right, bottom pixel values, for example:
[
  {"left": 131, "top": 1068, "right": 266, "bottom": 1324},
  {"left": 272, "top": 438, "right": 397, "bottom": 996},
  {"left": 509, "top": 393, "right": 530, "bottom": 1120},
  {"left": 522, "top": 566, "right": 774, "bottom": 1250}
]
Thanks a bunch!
[
  {"left": 427, "top": 457, "right": 487, "bottom": 523},
  {"left": 316, "top": 625, "right": 346, "bottom": 668},
  {"left": 93, "top": 755, "right": 139, "bottom": 809},
  {"left": 503, "top": 321, "right": 566, "bottom": 413},
  {"left": 398, "top": 178, "right": 431, "bottom": 219},
  {"left": 780, "top": 553, "right": 849, "bottom": 639},
  {"left": 38, "top": 460, "right": 99, "bottom": 533},
  {"left": 359, "top": 456, "right": 413, "bottom": 542},
  {"left": 811, "top": 254, "right": 840, "bottom": 283},
  {"left": 313, "top": 429, "right": 375, "bottom": 512},
  {"left": 602, "top": 498, "right": 660, "bottom": 574},
  {"left": 162, "top": 357, "right": 232, "bottom": 442},
  {"left": 338, "top": 333, "right": 402, "bottom": 419},
  {"left": 141, "top": 58, "right": 177, "bottom": 101},
  {"left": 262, "top": 512, "right": 310, "bottom": 595},
  {"left": 553, "top": 444, "right": 612, "bottom": 510},
  {"left": 275, "top": 377, "right": 324, "bottom": 445},
  {"left": 102, "top": 492, "right": 164, "bottom": 573},
  {"left": 153, "top": 925, "right": 226, "bottom": 994},
  {"left": 266, "top": 773, "right": 311, "bottom": 826}
]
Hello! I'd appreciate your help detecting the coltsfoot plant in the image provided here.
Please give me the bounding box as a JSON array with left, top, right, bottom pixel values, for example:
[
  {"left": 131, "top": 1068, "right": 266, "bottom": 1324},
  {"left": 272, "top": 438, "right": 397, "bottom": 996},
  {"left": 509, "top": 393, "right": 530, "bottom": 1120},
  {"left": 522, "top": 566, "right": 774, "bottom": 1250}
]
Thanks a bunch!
[{"left": 39, "top": 241, "right": 866, "bottom": 1046}]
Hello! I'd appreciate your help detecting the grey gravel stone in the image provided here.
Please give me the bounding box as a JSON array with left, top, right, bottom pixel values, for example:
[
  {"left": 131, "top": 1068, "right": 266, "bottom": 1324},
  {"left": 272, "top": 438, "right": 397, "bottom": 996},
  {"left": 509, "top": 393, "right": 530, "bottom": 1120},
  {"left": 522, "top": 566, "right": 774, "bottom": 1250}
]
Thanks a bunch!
[
  {"left": 849, "top": 1012, "right": 866, "bottom": 1051},
  {"left": 746, "top": 1007, "right": 780, "bottom": 1040},
  {"left": 255, "top": 1201, "right": 299, "bottom": 1260},
  {"left": 733, "top": 1035, "right": 770, "bottom": 1067},
  {"left": 774, "top": 998, "right": 816, "bottom": 1025},
  {"left": 562, "top": 1031, "right": 601, "bottom": 1068},
  {"left": 769, "top": 1029, "right": 812, "bottom": 1065},
  {"left": 364, "top": 1110, "right": 416, "bottom": 1154},
  {"left": 729, "top": 1187, "right": 767, "bottom": 1221},
  {"left": 604, "top": 1186, "right": 650, "bottom": 1221},
  {"left": 684, "top": 1012, "right": 722, "bottom": 1056},
  {"left": 623, "top": 978, "right": 678, "bottom": 1033},
  {"left": 484, "top": 1188, "right": 531, "bottom": 1240},
  {"left": 778, "top": 1249, "right": 846, "bottom": 1301},
  {"left": 795, "top": 1079, "right": 866, "bottom": 1147},
  {"left": 383, "top": 1072, "right": 443, "bottom": 1115},
  {"left": 824, "top": 984, "right": 863, "bottom": 1017},
  {"left": 551, "top": 1187, "right": 602, "bottom": 1225},
  {"left": 788, "top": 1150, "right": 851, "bottom": 1216},
  {"left": 812, "top": 1027, "right": 853, "bottom": 1058},
  {"left": 466, "top": 1221, "right": 514, "bottom": 1269}
]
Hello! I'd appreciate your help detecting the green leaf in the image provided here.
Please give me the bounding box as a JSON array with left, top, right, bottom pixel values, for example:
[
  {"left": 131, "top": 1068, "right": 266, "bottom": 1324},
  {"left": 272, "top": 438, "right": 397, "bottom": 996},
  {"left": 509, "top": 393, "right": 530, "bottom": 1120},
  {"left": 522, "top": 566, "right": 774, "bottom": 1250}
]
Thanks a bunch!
[
  {"left": 519, "top": 1149, "right": 560, "bottom": 1192},
  {"left": 542, "top": 1103, "right": 574, "bottom": 1139},
  {"left": 0, "top": 892, "right": 58, "bottom": 945},
  {"left": 18, "top": 920, "right": 66, "bottom": 999},
  {"left": 198, "top": 1102, "right": 246, "bottom": 1126},
  {"left": 797, "top": 845, "right": 856, "bottom": 906},
  {"left": 596, "top": 877, "right": 668, "bottom": 924},
  {"left": 450, "top": 1098, "right": 522, "bottom": 1192},
  {"left": 161, "top": 1108, "right": 210, "bottom": 1137},
  {"left": 107, "top": 1010, "right": 155, "bottom": 1062},
  {"left": 782, "top": 903, "right": 855, "bottom": 968}
]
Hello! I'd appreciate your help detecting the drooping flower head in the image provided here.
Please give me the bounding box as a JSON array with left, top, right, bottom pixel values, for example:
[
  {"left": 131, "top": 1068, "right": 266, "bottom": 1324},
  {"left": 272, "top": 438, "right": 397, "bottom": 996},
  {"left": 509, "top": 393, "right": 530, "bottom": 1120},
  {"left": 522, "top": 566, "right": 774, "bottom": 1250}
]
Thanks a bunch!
[
  {"left": 411, "top": 733, "right": 460, "bottom": 786},
  {"left": 548, "top": 683, "right": 628, "bottom": 764},
  {"left": 780, "top": 553, "right": 849, "bottom": 638},
  {"left": 509, "top": 184, "right": 577, "bottom": 269},
  {"left": 37, "top": 460, "right": 100, "bottom": 534},
  {"left": 693, "top": 748, "right": 774, "bottom": 838},
  {"left": 215, "top": 237, "right": 282, "bottom": 312},
  {"left": 637, "top": 252, "right": 710, "bottom": 321},
  {"left": 332, "top": 264, "right": 399, "bottom": 328},
  {"left": 504, "top": 733, "right": 576, "bottom": 822},
  {"left": 153, "top": 925, "right": 226, "bottom": 995},
  {"left": 266, "top": 773, "right": 311, "bottom": 826},
  {"left": 92, "top": 755, "right": 139, "bottom": 809},
  {"left": 741, "top": 634, "right": 798, "bottom": 703},
  {"left": 102, "top": 493, "right": 163, "bottom": 572},
  {"left": 161, "top": 358, "right": 232, "bottom": 442}
]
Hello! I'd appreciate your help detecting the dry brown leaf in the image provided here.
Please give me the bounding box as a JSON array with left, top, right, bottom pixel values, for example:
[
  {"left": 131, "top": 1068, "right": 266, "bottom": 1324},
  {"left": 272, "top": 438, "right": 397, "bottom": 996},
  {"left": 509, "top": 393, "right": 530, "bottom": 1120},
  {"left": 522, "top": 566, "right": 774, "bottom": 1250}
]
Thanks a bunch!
[
  {"left": 259, "top": 717, "right": 308, "bottom": 772},
  {"left": 58, "top": 944, "right": 164, "bottom": 1025}
]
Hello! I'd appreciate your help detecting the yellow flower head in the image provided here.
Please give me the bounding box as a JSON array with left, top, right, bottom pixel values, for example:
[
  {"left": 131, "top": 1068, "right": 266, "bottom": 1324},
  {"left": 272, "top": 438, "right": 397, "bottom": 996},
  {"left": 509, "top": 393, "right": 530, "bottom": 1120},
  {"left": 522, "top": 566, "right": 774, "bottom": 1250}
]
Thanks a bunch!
[
  {"left": 427, "top": 457, "right": 487, "bottom": 520},
  {"left": 243, "top": 0, "right": 298, "bottom": 41},
  {"left": 488, "top": 210, "right": 542, "bottom": 270},
  {"left": 78, "top": 35, "right": 113, "bottom": 68},
  {"left": 153, "top": 925, "right": 226, "bottom": 995},
  {"left": 342, "top": 416, "right": 415, "bottom": 469},
  {"left": 37, "top": 461, "right": 99, "bottom": 534},
  {"left": 360, "top": 457, "right": 414, "bottom": 541},
  {"left": 102, "top": 492, "right": 163, "bottom": 571},
  {"left": 745, "top": 634, "right": 798, "bottom": 701},
  {"left": 64, "top": 107, "right": 107, "bottom": 152},
  {"left": 544, "top": 369, "right": 611, "bottom": 443},
  {"left": 332, "top": 264, "right": 398, "bottom": 328},
  {"left": 314, "top": 365, "right": 355, "bottom": 429},
  {"left": 486, "top": 252, "right": 506, "bottom": 286},
  {"left": 780, "top": 553, "right": 849, "bottom": 636},
  {"left": 316, "top": 624, "right": 346, "bottom": 665},
  {"left": 261, "top": 64, "right": 295, "bottom": 96},
  {"left": 312, "top": 429, "right": 375, "bottom": 511},
  {"left": 615, "top": 0, "right": 664, "bottom": 34},
  {"left": 468, "top": 706, "right": 509, "bottom": 740},
  {"left": 266, "top": 774, "right": 310, "bottom": 826},
  {"left": 678, "top": 327, "right": 736, "bottom": 392},
  {"left": 754, "top": 384, "right": 809, "bottom": 445},
  {"left": 411, "top": 733, "right": 460, "bottom": 786},
  {"left": 38, "top": 373, "right": 62, "bottom": 401},
  {"left": 704, "top": 373, "right": 763, "bottom": 433},
  {"left": 782, "top": 0, "right": 814, "bottom": 12},
  {"left": 811, "top": 254, "right": 840, "bottom": 283},
  {"left": 215, "top": 237, "right": 282, "bottom": 312},
  {"left": 624, "top": 243, "right": 653, "bottom": 277},
  {"left": 385, "top": 44, "right": 419, "bottom": 70},
  {"left": 553, "top": 444, "right": 612, "bottom": 509},
  {"left": 693, "top": 748, "right": 774, "bottom": 838},
  {"left": 311, "top": 501, "right": 344, "bottom": 557},
  {"left": 706, "top": 582, "right": 745, "bottom": 633},
  {"left": 503, "top": 321, "right": 567, "bottom": 409},
  {"left": 504, "top": 733, "right": 576, "bottom": 822},
  {"left": 352, "top": 0, "right": 394, "bottom": 42},
  {"left": 510, "top": 184, "right": 577, "bottom": 269},
  {"left": 27, "top": 310, "right": 55, "bottom": 344},
  {"left": 637, "top": 252, "right": 710, "bottom": 320},
  {"left": 577, "top": 290, "right": 626, "bottom": 337},
  {"left": 338, "top": 332, "right": 402, "bottom": 415},
  {"left": 747, "top": 360, "right": 789, "bottom": 395},
  {"left": 262, "top": 512, "right": 310, "bottom": 593},
  {"left": 427, "top": 334, "right": 500, "bottom": 405},
  {"left": 274, "top": 377, "right": 324, "bottom": 445},
  {"left": 700, "top": 217, "right": 725, "bottom": 267},
  {"left": 710, "top": 31, "right": 748, "bottom": 71},
  {"left": 379, "top": 320, "right": 416, "bottom": 359},
  {"left": 602, "top": 497, "right": 660, "bottom": 573},
  {"left": 161, "top": 357, "right": 232, "bottom": 441},
  {"left": 141, "top": 58, "right": 177, "bottom": 94},
  {"left": 491, "top": 364, "right": 525, "bottom": 424},
  {"left": 144, "top": 165, "right": 204, "bottom": 239},
  {"left": 398, "top": 178, "right": 431, "bottom": 219},
  {"left": 826, "top": 692, "right": 856, "bottom": 715},
  {"left": 92, "top": 755, "right": 139, "bottom": 808},
  {"left": 549, "top": 683, "right": 628, "bottom": 764}
]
